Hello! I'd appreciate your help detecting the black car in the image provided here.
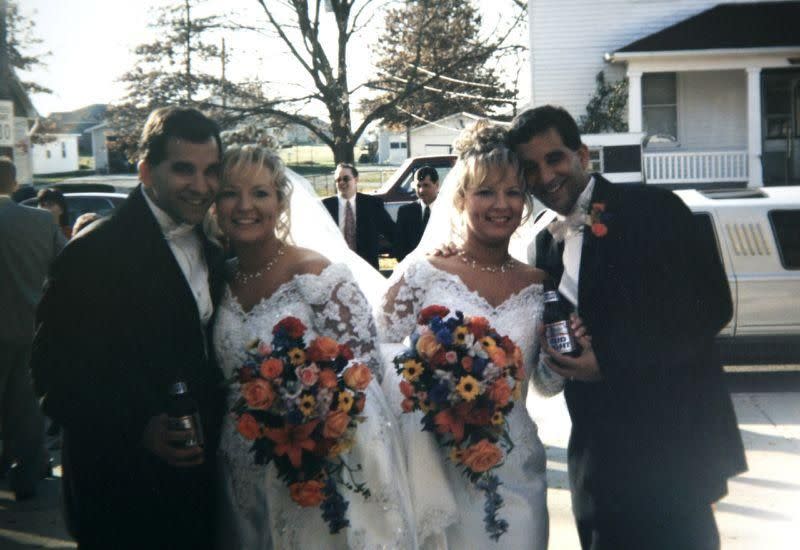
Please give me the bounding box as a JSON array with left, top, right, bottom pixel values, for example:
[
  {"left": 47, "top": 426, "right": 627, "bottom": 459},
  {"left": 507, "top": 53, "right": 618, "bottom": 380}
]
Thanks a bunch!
[{"left": 22, "top": 192, "right": 128, "bottom": 227}]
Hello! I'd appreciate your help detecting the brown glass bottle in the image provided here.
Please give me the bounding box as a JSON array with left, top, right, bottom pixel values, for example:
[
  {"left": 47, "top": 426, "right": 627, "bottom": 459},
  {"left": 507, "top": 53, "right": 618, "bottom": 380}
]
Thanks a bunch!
[
  {"left": 166, "top": 380, "right": 204, "bottom": 448},
  {"left": 542, "top": 281, "right": 579, "bottom": 357}
]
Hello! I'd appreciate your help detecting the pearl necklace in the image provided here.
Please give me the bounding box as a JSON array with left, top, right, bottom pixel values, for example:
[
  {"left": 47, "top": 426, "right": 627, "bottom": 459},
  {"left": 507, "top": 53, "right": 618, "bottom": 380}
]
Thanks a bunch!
[
  {"left": 234, "top": 245, "right": 286, "bottom": 285},
  {"left": 457, "top": 249, "right": 516, "bottom": 273}
]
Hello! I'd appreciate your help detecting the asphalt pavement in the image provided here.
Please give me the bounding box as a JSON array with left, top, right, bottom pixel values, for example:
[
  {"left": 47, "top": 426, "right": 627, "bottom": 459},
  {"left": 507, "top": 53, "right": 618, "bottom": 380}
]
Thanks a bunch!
[{"left": 2, "top": 367, "right": 798, "bottom": 549}]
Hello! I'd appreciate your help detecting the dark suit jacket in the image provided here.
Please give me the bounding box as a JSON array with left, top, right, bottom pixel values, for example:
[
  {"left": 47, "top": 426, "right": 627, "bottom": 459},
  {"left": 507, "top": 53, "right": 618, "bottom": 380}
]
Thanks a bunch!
[
  {"left": 323, "top": 192, "right": 395, "bottom": 269},
  {"left": 395, "top": 201, "right": 429, "bottom": 261},
  {"left": 31, "top": 186, "right": 225, "bottom": 549},
  {"left": 535, "top": 175, "right": 746, "bottom": 518}
]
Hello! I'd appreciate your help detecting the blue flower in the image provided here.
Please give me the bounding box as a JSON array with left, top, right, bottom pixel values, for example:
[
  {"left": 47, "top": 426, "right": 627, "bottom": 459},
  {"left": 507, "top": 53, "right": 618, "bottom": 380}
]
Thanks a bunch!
[
  {"left": 429, "top": 382, "right": 451, "bottom": 405},
  {"left": 436, "top": 328, "right": 453, "bottom": 346},
  {"left": 471, "top": 356, "right": 488, "bottom": 378}
]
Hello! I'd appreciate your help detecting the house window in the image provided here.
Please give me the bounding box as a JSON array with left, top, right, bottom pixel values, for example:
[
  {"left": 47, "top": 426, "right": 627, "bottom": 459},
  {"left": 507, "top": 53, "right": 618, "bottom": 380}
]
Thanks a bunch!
[
  {"left": 61, "top": 142, "right": 67, "bottom": 158},
  {"left": 769, "top": 210, "right": 800, "bottom": 269},
  {"left": 390, "top": 142, "right": 407, "bottom": 149},
  {"left": 588, "top": 148, "right": 603, "bottom": 173},
  {"left": 763, "top": 72, "right": 798, "bottom": 139},
  {"left": 642, "top": 73, "right": 677, "bottom": 143}
]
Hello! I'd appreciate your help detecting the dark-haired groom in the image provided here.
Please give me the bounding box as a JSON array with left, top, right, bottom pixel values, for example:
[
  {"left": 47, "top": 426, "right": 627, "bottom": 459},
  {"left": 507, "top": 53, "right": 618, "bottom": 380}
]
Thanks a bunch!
[{"left": 510, "top": 105, "right": 746, "bottom": 550}]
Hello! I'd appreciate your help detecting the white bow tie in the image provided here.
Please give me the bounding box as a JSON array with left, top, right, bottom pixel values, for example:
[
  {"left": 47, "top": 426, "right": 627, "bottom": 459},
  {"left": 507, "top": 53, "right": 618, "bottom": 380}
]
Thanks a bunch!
[
  {"left": 165, "top": 224, "right": 196, "bottom": 241},
  {"left": 547, "top": 212, "right": 589, "bottom": 242}
]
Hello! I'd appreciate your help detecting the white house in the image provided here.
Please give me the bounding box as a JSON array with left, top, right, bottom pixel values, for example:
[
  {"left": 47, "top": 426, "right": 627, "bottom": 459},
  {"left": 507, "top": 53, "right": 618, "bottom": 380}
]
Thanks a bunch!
[
  {"left": 408, "top": 112, "right": 486, "bottom": 157},
  {"left": 85, "top": 121, "right": 110, "bottom": 173},
  {"left": 529, "top": 0, "right": 800, "bottom": 188},
  {"left": 32, "top": 133, "right": 80, "bottom": 175},
  {"left": 377, "top": 128, "right": 407, "bottom": 164}
]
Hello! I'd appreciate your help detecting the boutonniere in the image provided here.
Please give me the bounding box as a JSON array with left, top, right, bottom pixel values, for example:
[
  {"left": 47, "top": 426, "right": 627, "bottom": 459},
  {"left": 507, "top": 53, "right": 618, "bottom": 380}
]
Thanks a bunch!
[{"left": 588, "top": 202, "right": 610, "bottom": 237}]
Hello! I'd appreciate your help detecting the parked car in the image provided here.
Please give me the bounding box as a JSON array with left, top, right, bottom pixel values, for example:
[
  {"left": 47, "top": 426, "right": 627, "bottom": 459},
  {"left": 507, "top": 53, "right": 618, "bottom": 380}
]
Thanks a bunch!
[
  {"left": 531, "top": 185, "right": 800, "bottom": 363},
  {"left": 371, "top": 154, "right": 457, "bottom": 221},
  {"left": 22, "top": 192, "right": 128, "bottom": 228}
]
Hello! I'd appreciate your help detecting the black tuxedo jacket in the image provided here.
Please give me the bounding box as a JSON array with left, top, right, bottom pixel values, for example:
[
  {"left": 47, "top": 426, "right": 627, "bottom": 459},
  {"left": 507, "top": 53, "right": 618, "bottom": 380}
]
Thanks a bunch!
[
  {"left": 395, "top": 201, "right": 429, "bottom": 261},
  {"left": 323, "top": 192, "right": 395, "bottom": 269},
  {"left": 535, "top": 175, "right": 746, "bottom": 517},
  {"left": 31, "top": 186, "right": 225, "bottom": 549}
]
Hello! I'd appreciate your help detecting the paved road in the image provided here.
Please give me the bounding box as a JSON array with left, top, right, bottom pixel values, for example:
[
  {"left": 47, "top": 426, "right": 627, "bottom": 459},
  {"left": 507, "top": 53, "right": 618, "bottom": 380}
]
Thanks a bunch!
[{"left": 2, "top": 368, "right": 798, "bottom": 549}]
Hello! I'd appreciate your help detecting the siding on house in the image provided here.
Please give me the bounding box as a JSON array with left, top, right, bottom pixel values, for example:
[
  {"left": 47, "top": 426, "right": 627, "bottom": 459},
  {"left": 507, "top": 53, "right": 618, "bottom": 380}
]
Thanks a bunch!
[
  {"left": 32, "top": 135, "right": 80, "bottom": 175},
  {"left": 529, "top": 0, "right": 771, "bottom": 119}
]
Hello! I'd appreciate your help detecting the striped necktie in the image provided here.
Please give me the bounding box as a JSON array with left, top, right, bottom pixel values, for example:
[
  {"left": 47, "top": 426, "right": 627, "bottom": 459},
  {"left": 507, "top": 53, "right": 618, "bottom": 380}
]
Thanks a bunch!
[{"left": 344, "top": 200, "right": 356, "bottom": 250}]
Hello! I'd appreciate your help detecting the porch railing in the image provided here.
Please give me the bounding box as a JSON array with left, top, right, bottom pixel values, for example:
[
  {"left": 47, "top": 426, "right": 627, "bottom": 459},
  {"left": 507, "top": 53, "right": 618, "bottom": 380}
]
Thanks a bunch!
[{"left": 643, "top": 150, "right": 749, "bottom": 184}]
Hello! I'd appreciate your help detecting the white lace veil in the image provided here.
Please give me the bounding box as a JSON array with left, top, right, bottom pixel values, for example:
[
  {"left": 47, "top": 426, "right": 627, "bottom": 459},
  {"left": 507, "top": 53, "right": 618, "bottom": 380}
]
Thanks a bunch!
[{"left": 284, "top": 169, "right": 388, "bottom": 308}]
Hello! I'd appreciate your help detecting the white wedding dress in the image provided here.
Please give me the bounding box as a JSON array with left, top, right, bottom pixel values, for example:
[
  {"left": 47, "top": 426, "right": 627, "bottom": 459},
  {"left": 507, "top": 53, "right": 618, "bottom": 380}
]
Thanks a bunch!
[
  {"left": 214, "top": 263, "right": 415, "bottom": 549},
  {"left": 378, "top": 259, "right": 563, "bottom": 549}
]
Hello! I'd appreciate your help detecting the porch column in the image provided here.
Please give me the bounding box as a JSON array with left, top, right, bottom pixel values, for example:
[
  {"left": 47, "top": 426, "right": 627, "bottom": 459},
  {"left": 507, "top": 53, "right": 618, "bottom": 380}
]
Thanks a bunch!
[
  {"left": 746, "top": 67, "right": 763, "bottom": 188},
  {"left": 627, "top": 71, "right": 643, "bottom": 133}
]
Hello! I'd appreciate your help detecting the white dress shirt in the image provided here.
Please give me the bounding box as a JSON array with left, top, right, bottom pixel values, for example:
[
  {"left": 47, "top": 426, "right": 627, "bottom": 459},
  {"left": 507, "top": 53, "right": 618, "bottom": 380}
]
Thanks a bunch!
[
  {"left": 336, "top": 195, "right": 357, "bottom": 234},
  {"left": 556, "top": 177, "right": 595, "bottom": 308},
  {"left": 143, "top": 190, "right": 213, "bottom": 324}
]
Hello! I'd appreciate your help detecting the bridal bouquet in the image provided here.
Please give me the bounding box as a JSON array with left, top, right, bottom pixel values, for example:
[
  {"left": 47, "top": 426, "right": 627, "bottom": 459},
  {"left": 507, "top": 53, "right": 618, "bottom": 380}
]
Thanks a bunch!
[
  {"left": 230, "top": 316, "right": 372, "bottom": 534},
  {"left": 393, "top": 305, "right": 524, "bottom": 541}
]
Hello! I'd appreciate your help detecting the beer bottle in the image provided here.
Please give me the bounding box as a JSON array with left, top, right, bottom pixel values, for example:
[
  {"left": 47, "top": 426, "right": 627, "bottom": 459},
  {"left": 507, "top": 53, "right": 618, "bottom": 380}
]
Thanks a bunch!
[
  {"left": 542, "top": 281, "right": 579, "bottom": 357},
  {"left": 167, "top": 380, "right": 204, "bottom": 448}
]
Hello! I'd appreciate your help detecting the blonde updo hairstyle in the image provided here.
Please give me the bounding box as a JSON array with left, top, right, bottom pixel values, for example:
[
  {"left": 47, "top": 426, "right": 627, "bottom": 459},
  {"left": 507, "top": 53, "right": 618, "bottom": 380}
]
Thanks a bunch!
[
  {"left": 221, "top": 144, "right": 293, "bottom": 242},
  {"left": 451, "top": 119, "right": 532, "bottom": 218}
]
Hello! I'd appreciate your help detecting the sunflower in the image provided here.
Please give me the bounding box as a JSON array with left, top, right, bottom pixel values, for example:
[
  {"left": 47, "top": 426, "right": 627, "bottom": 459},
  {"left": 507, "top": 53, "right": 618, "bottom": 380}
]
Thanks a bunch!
[
  {"left": 402, "top": 360, "right": 424, "bottom": 382},
  {"left": 419, "top": 396, "right": 434, "bottom": 413},
  {"left": 299, "top": 394, "right": 316, "bottom": 417},
  {"left": 454, "top": 326, "right": 469, "bottom": 345},
  {"left": 480, "top": 336, "right": 497, "bottom": 351},
  {"left": 337, "top": 391, "right": 354, "bottom": 413},
  {"left": 288, "top": 348, "right": 306, "bottom": 366},
  {"left": 456, "top": 375, "right": 480, "bottom": 401},
  {"left": 491, "top": 411, "right": 504, "bottom": 426}
]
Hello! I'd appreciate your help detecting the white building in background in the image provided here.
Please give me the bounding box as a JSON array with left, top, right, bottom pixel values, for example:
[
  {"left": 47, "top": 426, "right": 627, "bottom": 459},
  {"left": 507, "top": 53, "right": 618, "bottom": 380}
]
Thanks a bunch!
[
  {"left": 529, "top": 0, "right": 800, "bottom": 188},
  {"left": 377, "top": 128, "right": 407, "bottom": 164},
  {"left": 32, "top": 134, "right": 80, "bottom": 174},
  {"left": 85, "top": 122, "right": 110, "bottom": 173}
]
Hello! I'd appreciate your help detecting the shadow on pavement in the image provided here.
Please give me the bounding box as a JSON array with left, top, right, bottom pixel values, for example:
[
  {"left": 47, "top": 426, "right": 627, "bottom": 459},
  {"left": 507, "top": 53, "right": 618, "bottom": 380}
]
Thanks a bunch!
[{"left": 725, "top": 371, "right": 800, "bottom": 393}]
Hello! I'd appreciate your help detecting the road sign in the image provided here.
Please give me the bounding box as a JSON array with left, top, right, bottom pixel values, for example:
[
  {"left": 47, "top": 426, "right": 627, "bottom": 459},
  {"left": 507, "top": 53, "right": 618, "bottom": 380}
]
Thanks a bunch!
[{"left": 0, "top": 100, "right": 14, "bottom": 147}]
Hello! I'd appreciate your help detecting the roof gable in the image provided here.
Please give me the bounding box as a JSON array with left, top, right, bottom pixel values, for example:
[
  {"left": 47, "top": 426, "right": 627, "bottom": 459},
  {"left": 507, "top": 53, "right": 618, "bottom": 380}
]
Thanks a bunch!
[{"left": 617, "top": 2, "right": 800, "bottom": 53}]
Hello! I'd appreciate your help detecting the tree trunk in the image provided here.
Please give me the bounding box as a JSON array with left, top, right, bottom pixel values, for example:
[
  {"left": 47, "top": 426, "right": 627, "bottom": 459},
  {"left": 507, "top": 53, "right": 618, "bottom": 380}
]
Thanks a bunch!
[{"left": 332, "top": 137, "right": 354, "bottom": 165}]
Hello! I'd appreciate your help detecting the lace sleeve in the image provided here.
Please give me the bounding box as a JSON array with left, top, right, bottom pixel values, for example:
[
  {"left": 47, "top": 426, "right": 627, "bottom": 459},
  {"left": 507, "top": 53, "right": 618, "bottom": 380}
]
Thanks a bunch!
[
  {"left": 297, "top": 264, "right": 386, "bottom": 383},
  {"left": 377, "top": 260, "right": 428, "bottom": 343}
]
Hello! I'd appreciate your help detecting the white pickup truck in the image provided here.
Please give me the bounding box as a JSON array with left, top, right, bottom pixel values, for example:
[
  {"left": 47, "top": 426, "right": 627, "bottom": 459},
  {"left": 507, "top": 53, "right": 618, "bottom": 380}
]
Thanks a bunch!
[{"left": 675, "top": 186, "right": 799, "bottom": 362}]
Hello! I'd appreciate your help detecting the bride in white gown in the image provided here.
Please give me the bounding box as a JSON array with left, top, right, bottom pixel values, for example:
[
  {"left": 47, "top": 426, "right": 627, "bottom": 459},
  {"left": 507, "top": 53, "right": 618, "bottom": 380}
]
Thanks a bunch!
[
  {"left": 212, "top": 145, "right": 414, "bottom": 549},
  {"left": 377, "top": 121, "right": 564, "bottom": 549}
]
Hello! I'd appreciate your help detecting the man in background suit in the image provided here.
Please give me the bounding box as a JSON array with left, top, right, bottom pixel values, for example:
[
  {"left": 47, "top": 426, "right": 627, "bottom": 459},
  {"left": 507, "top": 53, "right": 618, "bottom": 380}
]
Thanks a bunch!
[
  {"left": 323, "top": 162, "right": 395, "bottom": 269},
  {"left": 510, "top": 106, "right": 746, "bottom": 549},
  {"left": 31, "top": 107, "right": 225, "bottom": 549},
  {"left": 0, "top": 157, "right": 64, "bottom": 500},
  {"left": 394, "top": 165, "right": 439, "bottom": 261}
]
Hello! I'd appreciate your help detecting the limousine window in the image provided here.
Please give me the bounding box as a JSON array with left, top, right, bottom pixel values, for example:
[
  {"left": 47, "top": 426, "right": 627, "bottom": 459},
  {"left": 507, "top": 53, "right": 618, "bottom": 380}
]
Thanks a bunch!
[
  {"left": 693, "top": 212, "right": 723, "bottom": 266},
  {"left": 769, "top": 209, "right": 800, "bottom": 269}
]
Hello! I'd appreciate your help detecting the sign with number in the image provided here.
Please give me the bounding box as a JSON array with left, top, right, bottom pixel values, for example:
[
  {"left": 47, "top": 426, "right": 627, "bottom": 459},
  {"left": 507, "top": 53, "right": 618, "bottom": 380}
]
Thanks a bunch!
[{"left": 0, "top": 100, "right": 14, "bottom": 147}]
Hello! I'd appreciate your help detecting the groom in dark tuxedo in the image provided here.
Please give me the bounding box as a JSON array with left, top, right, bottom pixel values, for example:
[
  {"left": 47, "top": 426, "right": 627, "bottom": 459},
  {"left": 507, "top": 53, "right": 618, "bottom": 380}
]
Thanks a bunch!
[
  {"left": 510, "top": 106, "right": 746, "bottom": 549},
  {"left": 394, "top": 165, "right": 439, "bottom": 261},
  {"left": 32, "top": 107, "right": 226, "bottom": 549}
]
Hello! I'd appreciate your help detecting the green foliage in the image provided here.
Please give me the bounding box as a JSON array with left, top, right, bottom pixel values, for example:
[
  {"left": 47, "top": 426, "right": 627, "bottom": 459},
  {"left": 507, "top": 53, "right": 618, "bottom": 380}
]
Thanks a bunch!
[
  {"left": 362, "top": 0, "right": 514, "bottom": 129},
  {"left": 5, "top": 0, "right": 51, "bottom": 94},
  {"left": 578, "top": 71, "right": 629, "bottom": 134}
]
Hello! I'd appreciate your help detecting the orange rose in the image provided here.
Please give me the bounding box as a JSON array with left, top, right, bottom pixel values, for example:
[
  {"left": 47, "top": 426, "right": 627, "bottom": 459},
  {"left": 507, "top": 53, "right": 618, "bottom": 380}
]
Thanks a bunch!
[
  {"left": 489, "top": 378, "right": 512, "bottom": 407},
  {"left": 242, "top": 379, "right": 275, "bottom": 410},
  {"left": 307, "top": 336, "right": 340, "bottom": 362},
  {"left": 461, "top": 439, "right": 503, "bottom": 473},
  {"left": 401, "top": 398, "right": 415, "bottom": 413},
  {"left": 323, "top": 410, "right": 351, "bottom": 439},
  {"left": 338, "top": 344, "right": 354, "bottom": 360},
  {"left": 468, "top": 316, "right": 491, "bottom": 339},
  {"left": 318, "top": 368, "right": 338, "bottom": 389},
  {"left": 353, "top": 393, "right": 366, "bottom": 414},
  {"left": 489, "top": 347, "right": 507, "bottom": 367},
  {"left": 415, "top": 332, "right": 441, "bottom": 360},
  {"left": 237, "top": 413, "right": 261, "bottom": 440},
  {"left": 499, "top": 336, "right": 516, "bottom": 355},
  {"left": 513, "top": 347, "right": 524, "bottom": 370},
  {"left": 591, "top": 223, "right": 608, "bottom": 237},
  {"left": 461, "top": 356, "right": 474, "bottom": 372},
  {"left": 343, "top": 363, "right": 372, "bottom": 391},
  {"left": 260, "top": 357, "right": 284, "bottom": 379},
  {"left": 289, "top": 480, "right": 326, "bottom": 507}
]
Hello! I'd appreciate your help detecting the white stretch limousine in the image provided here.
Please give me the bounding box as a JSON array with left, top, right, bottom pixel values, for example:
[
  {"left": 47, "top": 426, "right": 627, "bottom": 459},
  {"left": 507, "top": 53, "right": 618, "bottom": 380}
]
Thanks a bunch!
[
  {"left": 530, "top": 186, "right": 800, "bottom": 363},
  {"left": 676, "top": 187, "right": 799, "bottom": 362}
]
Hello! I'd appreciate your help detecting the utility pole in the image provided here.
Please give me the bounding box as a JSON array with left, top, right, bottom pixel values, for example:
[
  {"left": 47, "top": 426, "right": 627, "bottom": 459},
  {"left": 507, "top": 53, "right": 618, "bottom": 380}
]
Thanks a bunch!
[{"left": 0, "top": 0, "right": 15, "bottom": 159}]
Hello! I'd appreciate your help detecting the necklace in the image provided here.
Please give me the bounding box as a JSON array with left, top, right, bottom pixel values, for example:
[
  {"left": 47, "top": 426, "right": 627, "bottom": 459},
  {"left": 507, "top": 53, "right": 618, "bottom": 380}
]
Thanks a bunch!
[
  {"left": 234, "top": 244, "right": 286, "bottom": 285},
  {"left": 457, "top": 249, "right": 516, "bottom": 273}
]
